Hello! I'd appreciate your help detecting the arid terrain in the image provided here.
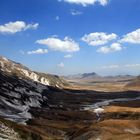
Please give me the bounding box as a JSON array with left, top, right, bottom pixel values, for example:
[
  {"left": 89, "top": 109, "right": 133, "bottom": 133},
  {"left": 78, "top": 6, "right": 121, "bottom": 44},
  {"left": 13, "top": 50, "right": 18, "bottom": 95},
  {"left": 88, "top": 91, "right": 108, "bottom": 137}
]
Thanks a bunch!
[
  {"left": 63, "top": 72, "right": 140, "bottom": 92},
  {"left": 0, "top": 57, "right": 140, "bottom": 140}
]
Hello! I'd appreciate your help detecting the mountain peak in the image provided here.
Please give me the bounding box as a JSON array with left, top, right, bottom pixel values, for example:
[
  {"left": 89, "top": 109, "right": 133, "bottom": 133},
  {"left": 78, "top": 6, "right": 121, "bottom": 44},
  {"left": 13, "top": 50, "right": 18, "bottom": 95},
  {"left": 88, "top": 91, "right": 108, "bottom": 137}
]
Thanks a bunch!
[{"left": 81, "top": 72, "right": 98, "bottom": 78}]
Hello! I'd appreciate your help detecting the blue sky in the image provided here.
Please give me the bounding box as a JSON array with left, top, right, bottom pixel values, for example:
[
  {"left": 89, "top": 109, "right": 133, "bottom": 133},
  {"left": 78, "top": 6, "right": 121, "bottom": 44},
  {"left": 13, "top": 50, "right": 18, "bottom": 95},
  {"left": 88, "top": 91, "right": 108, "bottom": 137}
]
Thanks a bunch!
[{"left": 0, "top": 0, "right": 140, "bottom": 75}]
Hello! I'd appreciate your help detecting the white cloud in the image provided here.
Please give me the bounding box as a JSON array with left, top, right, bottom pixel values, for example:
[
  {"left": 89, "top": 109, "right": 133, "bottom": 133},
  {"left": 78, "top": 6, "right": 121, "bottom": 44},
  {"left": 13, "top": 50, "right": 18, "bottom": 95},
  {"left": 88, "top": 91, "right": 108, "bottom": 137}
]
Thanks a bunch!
[
  {"left": 82, "top": 32, "right": 117, "bottom": 46},
  {"left": 55, "top": 16, "right": 60, "bottom": 20},
  {"left": 97, "top": 43, "right": 123, "bottom": 54},
  {"left": 36, "top": 37, "right": 80, "bottom": 52},
  {"left": 27, "top": 48, "right": 48, "bottom": 55},
  {"left": 24, "top": 23, "right": 39, "bottom": 30},
  {"left": 0, "top": 21, "right": 39, "bottom": 34},
  {"left": 59, "top": 0, "right": 109, "bottom": 6},
  {"left": 121, "top": 28, "right": 140, "bottom": 44},
  {"left": 64, "top": 54, "right": 72, "bottom": 58},
  {"left": 70, "top": 9, "right": 83, "bottom": 15},
  {"left": 19, "top": 50, "right": 25, "bottom": 55},
  {"left": 125, "top": 64, "right": 140, "bottom": 68},
  {"left": 57, "top": 62, "right": 64, "bottom": 68},
  {"left": 101, "top": 65, "right": 120, "bottom": 69}
]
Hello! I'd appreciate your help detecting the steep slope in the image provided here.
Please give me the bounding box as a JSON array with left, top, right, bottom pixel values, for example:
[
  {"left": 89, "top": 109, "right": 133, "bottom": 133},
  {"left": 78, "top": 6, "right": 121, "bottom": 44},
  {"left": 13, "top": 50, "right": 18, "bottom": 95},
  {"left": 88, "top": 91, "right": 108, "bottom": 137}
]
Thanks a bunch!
[
  {"left": 0, "top": 70, "right": 47, "bottom": 124},
  {"left": 0, "top": 56, "right": 68, "bottom": 88}
]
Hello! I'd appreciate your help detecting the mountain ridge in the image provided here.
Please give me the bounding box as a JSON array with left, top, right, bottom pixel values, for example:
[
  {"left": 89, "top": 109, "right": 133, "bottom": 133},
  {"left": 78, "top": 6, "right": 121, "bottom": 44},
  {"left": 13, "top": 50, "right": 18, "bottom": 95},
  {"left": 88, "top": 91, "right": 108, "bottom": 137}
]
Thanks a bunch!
[
  {"left": 0, "top": 56, "right": 68, "bottom": 88},
  {"left": 64, "top": 71, "right": 136, "bottom": 81}
]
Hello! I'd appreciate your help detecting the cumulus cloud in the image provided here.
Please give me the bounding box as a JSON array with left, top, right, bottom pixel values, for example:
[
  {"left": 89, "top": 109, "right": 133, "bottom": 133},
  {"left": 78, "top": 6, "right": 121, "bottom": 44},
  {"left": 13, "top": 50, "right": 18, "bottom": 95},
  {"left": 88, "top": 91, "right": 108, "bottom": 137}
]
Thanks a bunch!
[
  {"left": 70, "top": 9, "right": 83, "bottom": 15},
  {"left": 97, "top": 43, "right": 123, "bottom": 54},
  {"left": 82, "top": 32, "right": 117, "bottom": 46},
  {"left": 0, "top": 21, "right": 39, "bottom": 34},
  {"left": 57, "top": 62, "right": 64, "bottom": 68},
  {"left": 36, "top": 37, "right": 80, "bottom": 52},
  {"left": 121, "top": 28, "right": 140, "bottom": 44},
  {"left": 59, "top": 0, "right": 109, "bottom": 6},
  {"left": 64, "top": 54, "right": 72, "bottom": 58},
  {"left": 27, "top": 48, "right": 48, "bottom": 55}
]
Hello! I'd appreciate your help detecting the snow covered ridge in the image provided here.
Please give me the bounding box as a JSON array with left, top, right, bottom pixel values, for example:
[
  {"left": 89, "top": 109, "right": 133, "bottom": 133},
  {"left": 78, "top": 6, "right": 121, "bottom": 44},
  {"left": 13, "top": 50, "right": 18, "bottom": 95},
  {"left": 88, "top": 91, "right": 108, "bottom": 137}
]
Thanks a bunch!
[
  {"left": 17, "top": 68, "right": 50, "bottom": 86},
  {"left": 0, "top": 56, "right": 67, "bottom": 87}
]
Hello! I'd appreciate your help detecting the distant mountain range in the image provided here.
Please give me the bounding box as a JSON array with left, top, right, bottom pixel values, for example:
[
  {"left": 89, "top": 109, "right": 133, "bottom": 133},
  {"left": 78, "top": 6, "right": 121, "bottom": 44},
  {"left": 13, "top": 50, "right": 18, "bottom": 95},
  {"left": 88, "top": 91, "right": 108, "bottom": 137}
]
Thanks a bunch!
[
  {"left": 65, "top": 72, "right": 99, "bottom": 79},
  {"left": 64, "top": 72, "right": 136, "bottom": 82}
]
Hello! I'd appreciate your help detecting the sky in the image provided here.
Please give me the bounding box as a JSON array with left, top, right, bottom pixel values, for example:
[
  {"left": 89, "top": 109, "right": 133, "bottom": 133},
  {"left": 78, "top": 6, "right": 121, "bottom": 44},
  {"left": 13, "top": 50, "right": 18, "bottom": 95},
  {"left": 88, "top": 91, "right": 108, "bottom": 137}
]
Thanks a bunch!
[{"left": 0, "top": 0, "right": 140, "bottom": 76}]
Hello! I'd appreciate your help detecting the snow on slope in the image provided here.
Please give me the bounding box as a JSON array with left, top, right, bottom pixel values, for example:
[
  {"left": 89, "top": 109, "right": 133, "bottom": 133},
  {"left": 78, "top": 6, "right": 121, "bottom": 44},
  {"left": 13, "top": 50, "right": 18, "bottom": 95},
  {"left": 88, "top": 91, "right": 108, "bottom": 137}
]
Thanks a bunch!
[{"left": 0, "top": 56, "right": 67, "bottom": 87}]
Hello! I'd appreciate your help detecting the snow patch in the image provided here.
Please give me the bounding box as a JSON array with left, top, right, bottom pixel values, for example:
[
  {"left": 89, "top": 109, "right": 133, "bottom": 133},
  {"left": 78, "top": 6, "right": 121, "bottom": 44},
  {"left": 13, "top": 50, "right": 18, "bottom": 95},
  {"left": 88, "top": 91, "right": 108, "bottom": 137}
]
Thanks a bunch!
[
  {"left": 20, "top": 69, "right": 30, "bottom": 77},
  {"left": 19, "top": 69, "right": 50, "bottom": 86},
  {"left": 0, "top": 61, "right": 4, "bottom": 68},
  {"left": 40, "top": 77, "right": 50, "bottom": 85},
  {"left": 56, "top": 84, "right": 59, "bottom": 88},
  {"left": 94, "top": 108, "right": 104, "bottom": 114}
]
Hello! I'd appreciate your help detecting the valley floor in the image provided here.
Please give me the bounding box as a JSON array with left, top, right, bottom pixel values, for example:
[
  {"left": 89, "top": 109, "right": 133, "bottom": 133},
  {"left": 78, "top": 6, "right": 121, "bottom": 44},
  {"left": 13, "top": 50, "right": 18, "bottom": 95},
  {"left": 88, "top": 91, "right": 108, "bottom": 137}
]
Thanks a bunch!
[
  {"left": 1, "top": 88, "right": 140, "bottom": 140},
  {"left": 64, "top": 77, "right": 140, "bottom": 92}
]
